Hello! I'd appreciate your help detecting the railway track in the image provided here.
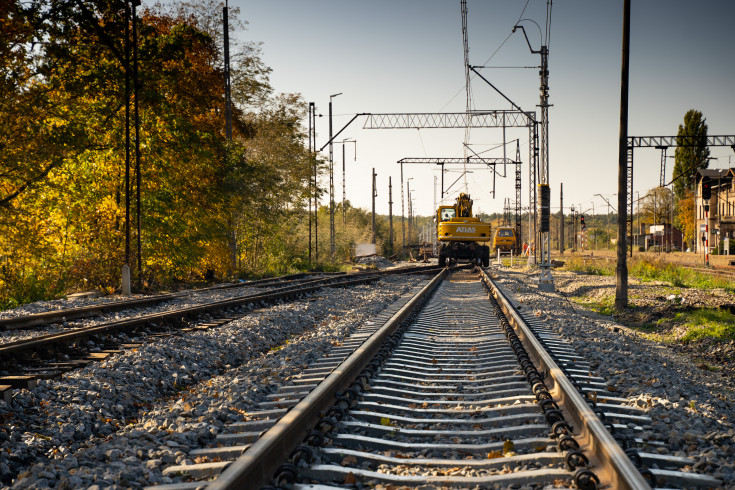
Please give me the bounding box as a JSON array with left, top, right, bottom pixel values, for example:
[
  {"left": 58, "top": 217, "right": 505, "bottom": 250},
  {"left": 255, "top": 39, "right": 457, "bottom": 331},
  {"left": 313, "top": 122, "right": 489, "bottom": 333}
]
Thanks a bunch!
[
  {"left": 0, "top": 272, "right": 335, "bottom": 332},
  {"left": 142, "top": 267, "right": 720, "bottom": 489},
  {"left": 0, "top": 267, "right": 442, "bottom": 333},
  {"left": 0, "top": 266, "right": 443, "bottom": 396}
]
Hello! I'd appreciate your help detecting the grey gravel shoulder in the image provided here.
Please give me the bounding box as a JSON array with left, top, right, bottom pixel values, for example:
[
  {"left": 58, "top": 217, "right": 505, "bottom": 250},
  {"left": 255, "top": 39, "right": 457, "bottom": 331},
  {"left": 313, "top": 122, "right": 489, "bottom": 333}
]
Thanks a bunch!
[{"left": 495, "top": 268, "right": 735, "bottom": 488}]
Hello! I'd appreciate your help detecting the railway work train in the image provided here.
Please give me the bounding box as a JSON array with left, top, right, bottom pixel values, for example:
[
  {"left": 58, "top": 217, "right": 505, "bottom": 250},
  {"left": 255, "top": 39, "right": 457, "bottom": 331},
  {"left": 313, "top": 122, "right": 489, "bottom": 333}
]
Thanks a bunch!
[
  {"left": 492, "top": 225, "right": 517, "bottom": 252},
  {"left": 436, "top": 193, "right": 491, "bottom": 267}
]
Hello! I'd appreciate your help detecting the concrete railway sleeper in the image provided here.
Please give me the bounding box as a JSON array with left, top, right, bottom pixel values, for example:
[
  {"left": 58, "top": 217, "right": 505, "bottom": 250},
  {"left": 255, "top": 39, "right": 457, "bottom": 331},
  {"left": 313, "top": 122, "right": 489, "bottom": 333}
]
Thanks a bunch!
[
  {"left": 158, "top": 268, "right": 667, "bottom": 489},
  {"left": 268, "top": 271, "right": 600, "bottom": 489}
]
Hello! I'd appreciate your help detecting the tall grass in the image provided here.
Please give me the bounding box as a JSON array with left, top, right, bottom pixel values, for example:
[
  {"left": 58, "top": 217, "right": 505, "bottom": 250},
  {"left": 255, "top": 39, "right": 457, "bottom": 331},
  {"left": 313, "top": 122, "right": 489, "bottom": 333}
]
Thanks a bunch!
[
  {"left": 562, "top": 257, "right": 615, "bottom": 276},
  {"left": 629, "top": 257, "right": 735, "bottom": 292},
  {"left": 563, "top": 255, "right": 734, "bottom": 292}
]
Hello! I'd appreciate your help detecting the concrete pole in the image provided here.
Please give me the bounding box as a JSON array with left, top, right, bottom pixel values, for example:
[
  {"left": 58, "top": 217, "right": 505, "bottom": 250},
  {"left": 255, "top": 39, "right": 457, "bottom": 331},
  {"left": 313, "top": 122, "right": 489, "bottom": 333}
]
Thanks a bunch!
[
  {"left": 559, "top": 183, "right": 564, "bottom": 254},
  {"left": 389, "top": 177, "right": 393, "bottom": 255},
  {"left": 615, "top": 0, "right": 631, "bottom": 311},
  {"left": 371, "top": 168, "right": 377, "bottom": 244}
]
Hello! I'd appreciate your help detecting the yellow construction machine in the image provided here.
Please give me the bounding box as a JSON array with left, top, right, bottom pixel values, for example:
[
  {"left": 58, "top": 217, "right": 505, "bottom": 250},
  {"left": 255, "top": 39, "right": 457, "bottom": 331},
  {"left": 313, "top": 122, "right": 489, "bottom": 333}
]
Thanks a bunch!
[{"left": 436, "top": 193, "right": 491, "bottom": 267}]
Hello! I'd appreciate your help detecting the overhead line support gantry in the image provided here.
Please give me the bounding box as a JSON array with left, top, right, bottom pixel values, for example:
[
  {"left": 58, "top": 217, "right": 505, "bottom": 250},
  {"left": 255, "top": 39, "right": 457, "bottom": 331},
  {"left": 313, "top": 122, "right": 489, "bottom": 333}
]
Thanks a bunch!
[{"left": 624, "top": 135, "right": 735, "bottom": 257}]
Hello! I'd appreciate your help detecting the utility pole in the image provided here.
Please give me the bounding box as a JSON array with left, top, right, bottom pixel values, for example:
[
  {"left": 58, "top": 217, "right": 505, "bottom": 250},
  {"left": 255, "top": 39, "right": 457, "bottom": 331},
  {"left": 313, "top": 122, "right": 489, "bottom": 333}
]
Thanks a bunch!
[
  {"left": 514, "top": 11, "right": 553, "bottom": 290},
  {"left": 592, "top": 201, "right": 596, "bottom": 250},
  {"left": 371, "top": 168, "right": 377, "bottom": 244},
  {"left": 407, "top": 181, "right": 412, "bottom": 246},
  {"left": 223, "top": 3, "right": 232, "bottom": 142},
  {"left": 308, "top": 102, "right": 313, "bottom": 263},
  {"left": 389, "top": 177, "right": 394, "bottom": 255},
  {"left": 570, "top": 206, "right": 575, "bottom": 252},
  {"left": 400, "top": 163, "right": 405, "bottom": 258},
  {"left": 309, "top": 102, "right": 319, "bottom": 263},
  {"left": 334, "top": 138, "right": 357, "bottom": 225},
  {"left": 123, "top": 0, "right": 132, "bottom": 295},
  {"left": 328, "top": 93, "right": 341, "bottom": 257},
  {"left": 615, "top": 0, "right": 631, "bottom": 311},
  {"left": 433, "top": 175, "right": 437, "bottom": 257},
  {"left": 223, "top": 2, "right": 236, "bottom": 274},
  {"left": 133, "top": 0, "right": 142, "bottom": 288},
  {"left": 705, "top": 203, "right": 710, "bottom": 266},
  {"left": 559, "top": 183, "right": 564, "bottom": 254}
]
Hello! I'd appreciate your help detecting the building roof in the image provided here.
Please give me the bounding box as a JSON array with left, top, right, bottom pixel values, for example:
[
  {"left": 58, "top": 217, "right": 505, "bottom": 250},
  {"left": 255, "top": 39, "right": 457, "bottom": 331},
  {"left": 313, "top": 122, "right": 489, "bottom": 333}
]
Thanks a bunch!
[{"left": 695, "top": 168, "right": 733, "bottom": 182}]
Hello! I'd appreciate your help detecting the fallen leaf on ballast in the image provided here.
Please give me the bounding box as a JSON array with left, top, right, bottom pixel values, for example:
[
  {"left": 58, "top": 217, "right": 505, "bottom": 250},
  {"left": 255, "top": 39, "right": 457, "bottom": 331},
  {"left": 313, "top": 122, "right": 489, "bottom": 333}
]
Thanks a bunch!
[
  {"left": 341, "top": 455, "right": 358, "bottom": 466},
  {"left": 503, "top": 439, "right": 515, "bottom": 455}
]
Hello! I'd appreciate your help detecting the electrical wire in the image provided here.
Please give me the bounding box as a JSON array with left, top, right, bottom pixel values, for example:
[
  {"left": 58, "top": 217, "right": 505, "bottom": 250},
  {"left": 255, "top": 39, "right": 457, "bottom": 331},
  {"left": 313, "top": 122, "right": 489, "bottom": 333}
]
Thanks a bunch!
[
  {"left": 438, "top": 0, "right": 531, "bottom": 112},
  {"left": 462, "top": 0, "right": 472, "bottom": 192}
]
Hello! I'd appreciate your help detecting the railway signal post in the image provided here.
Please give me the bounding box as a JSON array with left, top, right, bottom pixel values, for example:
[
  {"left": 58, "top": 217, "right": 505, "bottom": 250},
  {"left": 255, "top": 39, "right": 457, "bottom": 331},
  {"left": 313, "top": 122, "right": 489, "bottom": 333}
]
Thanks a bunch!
[{"left": 702, "top": 176, "right": 711, "bottom": 267}]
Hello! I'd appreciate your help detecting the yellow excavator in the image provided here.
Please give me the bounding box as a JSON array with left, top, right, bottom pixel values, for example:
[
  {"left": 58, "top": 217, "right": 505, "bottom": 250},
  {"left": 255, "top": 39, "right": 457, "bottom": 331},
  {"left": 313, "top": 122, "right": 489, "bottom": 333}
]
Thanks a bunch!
[{"left": 436, "top": 193, "right": 491, "bottom": 267}]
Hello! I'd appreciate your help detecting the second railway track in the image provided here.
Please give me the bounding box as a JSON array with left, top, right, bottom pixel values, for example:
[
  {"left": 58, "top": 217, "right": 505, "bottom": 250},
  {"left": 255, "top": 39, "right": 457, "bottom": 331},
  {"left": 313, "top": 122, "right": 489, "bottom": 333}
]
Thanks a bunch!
[{"left": 0, "top": 266, "right": 443, "bottom": 396}]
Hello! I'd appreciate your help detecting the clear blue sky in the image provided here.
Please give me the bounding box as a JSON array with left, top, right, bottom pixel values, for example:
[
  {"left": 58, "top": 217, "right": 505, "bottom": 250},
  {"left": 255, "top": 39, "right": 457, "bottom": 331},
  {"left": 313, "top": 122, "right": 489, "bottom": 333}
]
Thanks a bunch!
[{"left": 228, "top": 0, "right": 735, "bottom": 218}]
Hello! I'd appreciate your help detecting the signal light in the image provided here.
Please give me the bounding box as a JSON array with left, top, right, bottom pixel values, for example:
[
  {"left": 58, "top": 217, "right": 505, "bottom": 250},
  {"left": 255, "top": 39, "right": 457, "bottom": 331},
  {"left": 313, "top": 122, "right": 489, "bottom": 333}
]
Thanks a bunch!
[
  {"left": 581, "top": 215, "right": 586, "bottom": 231},
  {"left": 539, "top": 184, "right": 550, "bottom": 232},
  {"left": 702, "top": 176, "right": 712, "bottom": 200}
]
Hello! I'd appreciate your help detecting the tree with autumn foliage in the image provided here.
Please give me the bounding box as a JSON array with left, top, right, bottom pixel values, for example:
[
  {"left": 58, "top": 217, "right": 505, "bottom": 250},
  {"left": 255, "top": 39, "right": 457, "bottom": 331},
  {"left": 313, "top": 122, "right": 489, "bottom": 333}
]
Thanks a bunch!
[
  {"left": 676, "top": 189, "right": 696, "bottom": 250},
  {"left": 639, "top": 187, "right": 674, "bottom": 227},
  {"left": 671, "top": 110, "right": 709, "bottom": 252},
  {"left": 0, "top": 0, "right": 318, "bottom": 305}
]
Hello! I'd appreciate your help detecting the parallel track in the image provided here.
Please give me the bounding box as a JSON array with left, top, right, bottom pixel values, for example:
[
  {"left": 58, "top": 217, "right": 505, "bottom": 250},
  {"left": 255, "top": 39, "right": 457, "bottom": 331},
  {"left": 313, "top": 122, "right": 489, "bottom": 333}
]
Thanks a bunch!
[
  {"left": 0, "top": 273, "right": 326, "bottom": 331},
  {"left": 1, "top": 267, "right": 445, "bottom": 332},
  {"left": 0, "top": 266, "right": 444, "bottom": 392}
]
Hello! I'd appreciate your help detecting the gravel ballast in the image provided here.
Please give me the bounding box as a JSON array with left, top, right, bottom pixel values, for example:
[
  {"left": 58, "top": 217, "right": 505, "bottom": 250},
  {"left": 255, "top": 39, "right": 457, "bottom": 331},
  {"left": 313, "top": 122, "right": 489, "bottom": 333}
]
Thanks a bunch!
[
  {"left": 493, "top": 267, "right": 735, "bottom": 489},
  {"left": 1, "top": 276, "right": 424, "bottom": 488}
]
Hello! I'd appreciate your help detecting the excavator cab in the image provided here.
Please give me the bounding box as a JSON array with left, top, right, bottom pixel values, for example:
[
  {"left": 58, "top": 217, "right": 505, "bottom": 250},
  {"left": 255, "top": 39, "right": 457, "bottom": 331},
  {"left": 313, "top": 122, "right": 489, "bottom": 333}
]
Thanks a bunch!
[{"left": 439, "top": 207, "right": 456, "bottom": 222}]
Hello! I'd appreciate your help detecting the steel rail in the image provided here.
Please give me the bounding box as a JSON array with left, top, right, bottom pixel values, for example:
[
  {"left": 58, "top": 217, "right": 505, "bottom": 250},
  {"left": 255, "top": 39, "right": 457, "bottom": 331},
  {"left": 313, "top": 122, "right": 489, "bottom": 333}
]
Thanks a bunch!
[
  {"left": 207, "top": 268, "right": 447, "bottom": 490},
  {"left": 0, "top": 272, "right": 317, "bottom": 331},
  {"left": 0, "top": 273, "right": 387, "bottom": 361},
  {"left": 478, "top": 267, "right": 650, "bottom": 490}
]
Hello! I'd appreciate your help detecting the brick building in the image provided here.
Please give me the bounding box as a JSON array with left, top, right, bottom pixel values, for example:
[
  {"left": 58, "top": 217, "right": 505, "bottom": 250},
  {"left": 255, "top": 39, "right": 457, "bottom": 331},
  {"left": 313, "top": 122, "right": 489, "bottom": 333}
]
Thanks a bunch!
[{"left": 694, "top": 168, "right": 735, "bottom": 254}]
